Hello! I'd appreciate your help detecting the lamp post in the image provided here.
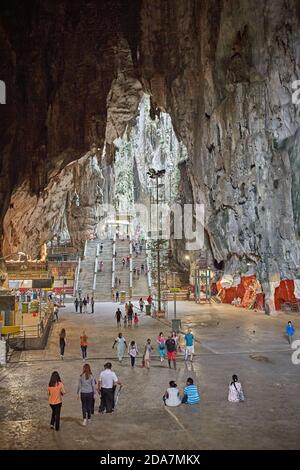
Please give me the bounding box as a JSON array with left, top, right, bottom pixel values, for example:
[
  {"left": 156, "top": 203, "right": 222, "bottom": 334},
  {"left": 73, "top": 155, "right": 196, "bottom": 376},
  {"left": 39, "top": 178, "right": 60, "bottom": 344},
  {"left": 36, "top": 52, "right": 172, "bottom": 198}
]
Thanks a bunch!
[{"left": 147, "top": 168, "right": 166, "bottom": 313}]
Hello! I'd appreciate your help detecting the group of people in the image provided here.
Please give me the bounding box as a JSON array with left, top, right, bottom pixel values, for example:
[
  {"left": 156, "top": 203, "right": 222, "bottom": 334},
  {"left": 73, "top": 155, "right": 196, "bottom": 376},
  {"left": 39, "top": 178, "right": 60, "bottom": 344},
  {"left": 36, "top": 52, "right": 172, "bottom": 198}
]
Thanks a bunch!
[
  {"left": 48, "top": 361, "right": 122, "bottom": 430},
  {"left": 115, "top": 304, "right": 139, "bottom": 329},
  {"left": 74, "top": 295, "right": 95, "bottom": 314},
  {"left": 109, "top": 327, "right": 195, "bottom": 370},
  {"left": 58, "top": 329, "right": 89, "bottom": 360}
]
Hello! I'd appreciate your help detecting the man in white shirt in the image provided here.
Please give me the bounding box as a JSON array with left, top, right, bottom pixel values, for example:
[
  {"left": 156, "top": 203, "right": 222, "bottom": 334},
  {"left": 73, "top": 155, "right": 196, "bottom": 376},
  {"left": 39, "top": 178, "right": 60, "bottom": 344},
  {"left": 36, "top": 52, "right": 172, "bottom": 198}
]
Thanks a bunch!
[{"left": 98, "top": 362, "right": 122, "bottom": 413}]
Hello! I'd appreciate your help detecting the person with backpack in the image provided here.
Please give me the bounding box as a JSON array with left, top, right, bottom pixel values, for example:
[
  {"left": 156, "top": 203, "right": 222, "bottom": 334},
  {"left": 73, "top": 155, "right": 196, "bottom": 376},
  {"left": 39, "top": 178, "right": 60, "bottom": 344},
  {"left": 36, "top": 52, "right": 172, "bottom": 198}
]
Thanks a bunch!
[
  {"left": 228, "top": 374, "right": 245, "bottom": 402},
  {"left": 128, "top": 340, "right": 138, "bottom": 367},
  {"left": 48, "top": 371, "right": 65, "bottom": 431},
  {"left": 77, "top": 364, "right": 96, "bottom": 426}
]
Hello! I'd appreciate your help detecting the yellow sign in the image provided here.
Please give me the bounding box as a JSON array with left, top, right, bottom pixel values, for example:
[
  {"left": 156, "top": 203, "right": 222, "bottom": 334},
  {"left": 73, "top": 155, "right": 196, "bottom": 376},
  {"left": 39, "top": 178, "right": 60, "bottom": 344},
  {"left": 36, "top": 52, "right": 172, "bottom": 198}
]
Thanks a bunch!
[
  {"left": 1, "top": 325, "right": 21, "bottom": 335},
  {"left": 120, "top": 291, "right": 126, "bottom": 303}
]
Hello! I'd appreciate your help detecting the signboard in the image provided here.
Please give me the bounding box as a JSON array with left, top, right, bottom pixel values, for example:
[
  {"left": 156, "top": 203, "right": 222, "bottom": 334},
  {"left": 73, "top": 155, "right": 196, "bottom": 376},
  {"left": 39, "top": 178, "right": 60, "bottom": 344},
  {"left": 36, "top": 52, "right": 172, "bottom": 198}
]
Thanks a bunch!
[{"left": 32, "top": 279, "right": 52, "bottom": 289}]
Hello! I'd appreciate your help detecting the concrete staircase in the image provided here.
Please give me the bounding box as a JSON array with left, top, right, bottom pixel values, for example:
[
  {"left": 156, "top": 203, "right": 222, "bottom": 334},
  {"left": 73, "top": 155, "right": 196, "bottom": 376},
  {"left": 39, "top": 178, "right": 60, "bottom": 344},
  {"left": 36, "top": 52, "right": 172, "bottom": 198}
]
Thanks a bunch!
[
  {"left": 77, "top": 240, "right": 98, "bottom": 297},
  {"left": 114, "top": 239, "right": 130, "bottom": 297},
  {"left": 94, "top": 239, "right": 113, "bottom": 301},
  {"left": 132, "top": 243, "right": 149, "bottom": 297}
]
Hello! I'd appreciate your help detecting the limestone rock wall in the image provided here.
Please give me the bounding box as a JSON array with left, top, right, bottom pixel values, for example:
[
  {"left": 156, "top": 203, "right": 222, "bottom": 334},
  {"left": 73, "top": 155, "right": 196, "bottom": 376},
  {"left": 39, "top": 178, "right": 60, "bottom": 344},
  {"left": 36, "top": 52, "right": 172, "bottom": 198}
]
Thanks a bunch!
[
  {"left": 2, "top": 153, "right": 104, "bottom": 257},
  {"left": 139, "top": 0, "right": 300, "bottom": 309}
]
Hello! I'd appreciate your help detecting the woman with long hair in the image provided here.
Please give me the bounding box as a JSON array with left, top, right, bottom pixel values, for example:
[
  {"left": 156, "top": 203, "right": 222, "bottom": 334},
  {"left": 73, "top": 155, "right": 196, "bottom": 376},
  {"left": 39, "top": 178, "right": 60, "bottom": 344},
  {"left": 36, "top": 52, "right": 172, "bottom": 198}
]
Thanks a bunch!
[
  {"left": 157, "top": 332, "right": 166, "bottom": 363},
  {"left": 80, "top": 330, "right": 88, "bottom": 359},
  {"left": 77, "top": 363, "right": 96, "bottom": 426},
  {"left": 59, "top": 328, "right": 66, "bottom": 359},
  {"left": 48, "top": 371, "right": 65, "bottom": 431}
]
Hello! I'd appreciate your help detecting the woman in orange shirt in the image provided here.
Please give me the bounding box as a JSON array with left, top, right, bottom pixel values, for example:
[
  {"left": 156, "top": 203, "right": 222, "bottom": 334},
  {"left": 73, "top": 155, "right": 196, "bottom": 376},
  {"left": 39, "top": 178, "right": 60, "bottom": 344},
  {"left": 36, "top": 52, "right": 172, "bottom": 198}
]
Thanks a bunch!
[
  {"left": 48, "top": 371, "right": 65, "bottom": 431},
  {"left": 80, "top": 330, "right": 88, "bottom": 359}
]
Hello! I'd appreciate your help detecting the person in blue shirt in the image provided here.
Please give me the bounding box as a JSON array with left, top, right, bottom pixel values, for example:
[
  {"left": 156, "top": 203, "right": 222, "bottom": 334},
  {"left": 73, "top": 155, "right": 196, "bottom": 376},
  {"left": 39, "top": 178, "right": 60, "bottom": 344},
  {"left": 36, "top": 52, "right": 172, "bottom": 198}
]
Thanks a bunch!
[
  {"left": 184, "top": 328, "right": 194, "bottom": 362},
  {"left": 182, "top": 377, "right": 200, "bottom": 405},
  {"left": 286, "top": 321, "right": 295, "bottom": 345}
]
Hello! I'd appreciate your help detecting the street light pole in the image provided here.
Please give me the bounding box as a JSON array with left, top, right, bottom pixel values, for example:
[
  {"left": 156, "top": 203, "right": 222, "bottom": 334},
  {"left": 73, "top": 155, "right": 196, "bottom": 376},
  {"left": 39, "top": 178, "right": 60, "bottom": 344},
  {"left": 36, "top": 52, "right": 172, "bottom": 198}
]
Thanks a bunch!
[{"left": 147, "top": 168, "right": 166, "bottom": 313}]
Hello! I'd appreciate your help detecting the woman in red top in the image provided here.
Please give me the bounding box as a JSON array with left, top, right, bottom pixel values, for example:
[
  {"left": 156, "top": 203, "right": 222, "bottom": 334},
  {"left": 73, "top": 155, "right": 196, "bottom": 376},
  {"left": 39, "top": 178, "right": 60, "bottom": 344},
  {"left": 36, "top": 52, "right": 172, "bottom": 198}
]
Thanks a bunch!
[
  {"left": 80, "top": 330, "right": 88, "bottom": 359},
  {"left": 48, "top": 371, "right": 65, "bottom": 431}
]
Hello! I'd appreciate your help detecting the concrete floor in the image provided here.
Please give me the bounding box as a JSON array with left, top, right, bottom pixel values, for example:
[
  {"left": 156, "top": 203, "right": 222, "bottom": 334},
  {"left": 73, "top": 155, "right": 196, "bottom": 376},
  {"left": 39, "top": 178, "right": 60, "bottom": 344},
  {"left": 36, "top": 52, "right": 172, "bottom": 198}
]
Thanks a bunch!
[{"left": 0, "top": 300, "right": 300, "bottom": 450}]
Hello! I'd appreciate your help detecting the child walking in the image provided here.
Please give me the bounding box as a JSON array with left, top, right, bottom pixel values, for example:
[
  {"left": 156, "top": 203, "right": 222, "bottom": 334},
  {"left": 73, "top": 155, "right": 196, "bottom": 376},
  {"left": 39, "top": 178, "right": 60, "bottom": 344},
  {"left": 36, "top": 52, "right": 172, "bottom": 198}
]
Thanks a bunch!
[{"left": 128, "top": 340, "right": 138, "bottom": 367}]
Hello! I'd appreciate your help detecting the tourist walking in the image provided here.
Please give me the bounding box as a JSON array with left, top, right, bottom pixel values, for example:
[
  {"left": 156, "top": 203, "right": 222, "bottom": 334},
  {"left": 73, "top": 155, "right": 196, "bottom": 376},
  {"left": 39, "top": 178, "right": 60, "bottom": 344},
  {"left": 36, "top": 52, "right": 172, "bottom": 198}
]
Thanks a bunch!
[
  {"left": 80, "top": 331, "right": 88, "bottom": 359},
  {"left": 87, "top": 294, "right": 90, "bottom": 304},
  {"left": 54, "top": 305, "right": 59, "bottom": 322},
  {"left": 115, "top": 308, "right": 122, "bottom": 328},
  {"left": 112, "top": 333, "right": 127, "bottom": 363},
  {"left": 165, "top": 335, "right": 177, "bottom": 370},
  {"left": 98, "top": 362, "right": 122, "bottom": 414},
  {"left": 77, "top": 364, "right": 96, "bottom": 425},
  {"left": 133, "top": 312, "right": 139, "bottom": 328},
  {"left": 48, "top": 371, "right": 65, "bottom": 431},
  {"left": 157, "top": 332, "right": 166, "bottom": 363},
  {"left": 139, "top": 297, "right": 144, "bottom": 312},
  {"left": 184, "top": 328, "right": 194, "bottom": 362},
  {"left": 90, "top": 296, "right": 94, "bottom": 314},
  {"left": 127, "top": 302, "right": 133, "bottom": 327},
  {"left": 163, "top": 381, "right": 181, "bottom": 407},
  {"left": 83, "top": 297, "right": 88, "bottom": 313},
  {"left": 182, "top": 378, "right": 200, "bottom": 405},
  {"left": 79, "top": 298, "right": 83, "bottom": 314},
  {"left": 100, "top": 243, "right": 103, "bottom": 253},
  {"left": 74, "top": 297, "right": 79, "bottom": 313},
  {"left": 128, "top": 340, "right": 138, "bottom": 367},
  {"left": 228, "top": 374, "right": 245, "bottom": 402},
  {"left": 59, "top": 328, "right": 66, "bottom": 360},
  {"left": 115, "top": 290, "right": 120, "bottom": 302},
  {"left": 143, "top": 339, "right": 154, "bottom": 369},
  {"left": 122, "top": 258, "right": 126, "bottom": 268},
  {"left": 286, "top": 321, "right": 295, "bottom": 345}
]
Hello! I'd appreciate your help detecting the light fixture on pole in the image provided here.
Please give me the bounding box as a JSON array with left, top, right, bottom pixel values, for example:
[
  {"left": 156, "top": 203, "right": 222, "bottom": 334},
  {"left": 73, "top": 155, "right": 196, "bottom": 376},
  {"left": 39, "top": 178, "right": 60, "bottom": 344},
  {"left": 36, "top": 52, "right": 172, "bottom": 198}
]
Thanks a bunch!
[{"left": 147, "top": 168, "right": 166, "bottom": 313}]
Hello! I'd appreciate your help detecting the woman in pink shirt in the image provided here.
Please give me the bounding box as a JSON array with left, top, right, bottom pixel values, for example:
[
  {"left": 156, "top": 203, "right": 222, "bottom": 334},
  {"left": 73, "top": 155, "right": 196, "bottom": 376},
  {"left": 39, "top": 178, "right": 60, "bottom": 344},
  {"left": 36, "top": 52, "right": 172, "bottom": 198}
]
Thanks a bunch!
[
  {"left": 48, "top": 371, "right": 65, "bottom": 431},
  {"left": 157, "top": 332, "right": 166, "bottom": 363}
]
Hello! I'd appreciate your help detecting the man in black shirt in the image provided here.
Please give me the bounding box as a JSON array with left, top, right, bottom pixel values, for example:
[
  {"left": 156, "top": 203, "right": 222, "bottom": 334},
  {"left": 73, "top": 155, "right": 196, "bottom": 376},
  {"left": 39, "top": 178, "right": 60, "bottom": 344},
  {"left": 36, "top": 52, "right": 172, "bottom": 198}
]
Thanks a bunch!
[
  {"left": 165, "top": 336, "right": 177, "bottom": 370},
  {"left": 115, "top": 308, "right": 122, "bottom": 328}
]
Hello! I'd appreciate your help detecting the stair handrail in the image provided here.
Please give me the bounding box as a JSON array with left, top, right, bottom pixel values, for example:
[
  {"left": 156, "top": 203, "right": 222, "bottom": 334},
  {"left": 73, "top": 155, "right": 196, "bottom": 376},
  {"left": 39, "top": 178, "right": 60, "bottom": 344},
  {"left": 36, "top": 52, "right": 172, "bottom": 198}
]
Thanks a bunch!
[
  {"left": 93, "top": 243, "right": 99, "bottom": 291},
  {"left": 146, "top": 242, "right": 152, "bottom": 290},
  {"left": 83, "top": 239, "right": 88, "bottom": 259},
  {"left": 74, "top": 257, "right": 81, "bottom": 296},
  {"left": 129, "top": 238, "right": 133, "bottom": 290},
  {"left": 112, "top": 236, "right": 116, "bottom": 289}
]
